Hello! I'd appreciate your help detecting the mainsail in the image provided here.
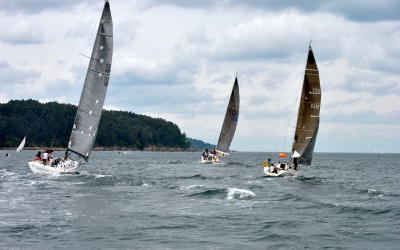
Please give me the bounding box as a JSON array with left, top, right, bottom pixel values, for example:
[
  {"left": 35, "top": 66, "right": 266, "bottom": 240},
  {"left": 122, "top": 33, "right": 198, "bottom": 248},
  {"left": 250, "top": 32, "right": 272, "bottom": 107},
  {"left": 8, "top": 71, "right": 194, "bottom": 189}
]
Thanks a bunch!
[
  {"left": 291, "top": 45, "right": 321, "bottom": 165},
  {"left": 216, "top": 77, "right": 240, "bottom": 154},
  {"left": 68, "top": 1, "right": 113, "bottom": 161},
  {"left": 16, "top": 136, "right": 26, "bottom": 152}
]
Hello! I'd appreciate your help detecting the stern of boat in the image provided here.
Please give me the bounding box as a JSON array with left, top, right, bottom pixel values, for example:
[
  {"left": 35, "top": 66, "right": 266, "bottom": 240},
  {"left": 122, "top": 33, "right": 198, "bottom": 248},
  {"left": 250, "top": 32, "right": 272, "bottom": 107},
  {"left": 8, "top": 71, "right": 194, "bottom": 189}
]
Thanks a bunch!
[
  {"left": 28, "top": 159, "right": 80, "bottom": 174},
  {"left": 263, "top": 163, "right": 294, "bottom": 177}
]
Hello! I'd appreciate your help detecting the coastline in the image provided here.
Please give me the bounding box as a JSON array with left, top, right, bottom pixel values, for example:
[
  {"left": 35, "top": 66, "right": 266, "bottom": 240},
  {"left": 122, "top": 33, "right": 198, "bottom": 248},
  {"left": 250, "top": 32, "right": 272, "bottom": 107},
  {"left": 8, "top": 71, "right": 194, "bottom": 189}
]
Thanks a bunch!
[{"left": 0, "top": 146, "right": 198, "bottom": 152}]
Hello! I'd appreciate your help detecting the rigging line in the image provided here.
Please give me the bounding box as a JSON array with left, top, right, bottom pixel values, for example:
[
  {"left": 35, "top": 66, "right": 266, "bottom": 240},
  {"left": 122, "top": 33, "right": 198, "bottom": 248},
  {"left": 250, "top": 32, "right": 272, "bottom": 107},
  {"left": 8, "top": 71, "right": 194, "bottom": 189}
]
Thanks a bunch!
[
  {"left": 50, "top": 11, "right": 99, "bottom": 149},
  {"left": 275, "top": 46, "right": 307, "bottom": 153}
]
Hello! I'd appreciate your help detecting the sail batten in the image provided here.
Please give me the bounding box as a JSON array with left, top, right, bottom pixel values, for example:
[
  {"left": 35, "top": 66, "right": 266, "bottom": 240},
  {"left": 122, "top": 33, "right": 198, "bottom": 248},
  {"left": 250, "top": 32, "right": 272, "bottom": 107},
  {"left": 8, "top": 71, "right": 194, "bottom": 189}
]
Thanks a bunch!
[
  {"left": 291, "top": 45, "right": 321, "bottom": 166},
  {"left": 216, "top": 77, "right": 240, "bottom": 153},
  {"left": 89, "top": 69, "right": 111, "bottom": 75},
  {"left": 68, "top": 1, "right": 113, "bottom": 161}
]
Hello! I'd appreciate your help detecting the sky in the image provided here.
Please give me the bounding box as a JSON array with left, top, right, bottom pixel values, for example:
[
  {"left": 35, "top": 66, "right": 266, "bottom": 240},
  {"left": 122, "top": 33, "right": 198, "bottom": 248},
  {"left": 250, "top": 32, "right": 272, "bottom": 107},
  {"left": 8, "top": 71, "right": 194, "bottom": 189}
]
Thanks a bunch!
[{"left": 0, "top": 0, "right": 399, "bottom": 153}]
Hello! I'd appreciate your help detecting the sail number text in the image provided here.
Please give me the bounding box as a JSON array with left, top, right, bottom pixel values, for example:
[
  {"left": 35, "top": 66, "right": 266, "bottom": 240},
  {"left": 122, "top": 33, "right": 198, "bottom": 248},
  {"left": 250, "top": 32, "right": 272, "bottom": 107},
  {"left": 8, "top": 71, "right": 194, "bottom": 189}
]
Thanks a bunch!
[
  {"left": 311, "top": 104, "right": 320, "bottom": 109},
  {"left": 312, "top": 88, "right": 321, "bottom": 93}
]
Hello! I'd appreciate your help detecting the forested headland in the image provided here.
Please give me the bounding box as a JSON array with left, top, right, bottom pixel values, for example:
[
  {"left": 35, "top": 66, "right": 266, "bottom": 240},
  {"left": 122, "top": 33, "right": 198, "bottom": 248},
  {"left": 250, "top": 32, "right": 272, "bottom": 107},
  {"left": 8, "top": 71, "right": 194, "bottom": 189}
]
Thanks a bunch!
[{"left": 0, "top": 99, "right": 206, "bottom": 151}]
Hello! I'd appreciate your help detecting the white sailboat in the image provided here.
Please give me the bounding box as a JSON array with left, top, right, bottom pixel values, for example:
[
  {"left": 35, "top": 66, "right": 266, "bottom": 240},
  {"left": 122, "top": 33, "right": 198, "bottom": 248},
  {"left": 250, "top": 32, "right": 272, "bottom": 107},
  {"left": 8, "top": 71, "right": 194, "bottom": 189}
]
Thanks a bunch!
[
  {"left": 16, "top": 136, "right": 26, "bottom": 152},
  {"left": 201, "top": 76, "right": 240, "bottom": 163},
  {"left": 264, "top": 44, "right": 321, "bottom": 176},
  {"left": 28, "top": 0, "right": 113, "bottom": 174}
]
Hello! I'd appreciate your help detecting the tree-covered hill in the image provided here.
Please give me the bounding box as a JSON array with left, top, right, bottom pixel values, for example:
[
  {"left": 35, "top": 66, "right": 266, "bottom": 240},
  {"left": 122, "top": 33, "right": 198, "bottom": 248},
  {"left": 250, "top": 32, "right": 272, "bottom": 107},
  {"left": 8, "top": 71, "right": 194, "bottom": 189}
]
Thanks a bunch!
[
  {"left": 0, "top": 99, "right": 191, "bottom": 150},
  {"left": 185, "top": 138, "right": 215, "bottom": 151}
]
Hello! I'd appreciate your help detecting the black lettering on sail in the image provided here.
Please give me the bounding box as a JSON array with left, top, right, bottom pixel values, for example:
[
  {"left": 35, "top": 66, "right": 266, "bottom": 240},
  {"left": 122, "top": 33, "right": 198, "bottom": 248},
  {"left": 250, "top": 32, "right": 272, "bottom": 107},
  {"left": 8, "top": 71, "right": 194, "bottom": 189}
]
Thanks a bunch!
[
  {"left": 105, "top": 63, "right": 111, "bottom": 73},
  {"left": 74, "top": 114, "right": 82, "bottom": 129},
  {"left": 104, "top": 76, "right": 109, "bottom": 86}
]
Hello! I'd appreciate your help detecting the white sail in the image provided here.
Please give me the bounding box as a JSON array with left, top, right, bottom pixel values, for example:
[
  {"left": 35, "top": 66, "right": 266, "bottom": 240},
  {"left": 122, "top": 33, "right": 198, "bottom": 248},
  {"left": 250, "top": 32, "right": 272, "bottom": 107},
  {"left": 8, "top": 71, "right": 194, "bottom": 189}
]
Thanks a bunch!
[{"left": 16, "top": 136, "right": 26, "bottom": 152}]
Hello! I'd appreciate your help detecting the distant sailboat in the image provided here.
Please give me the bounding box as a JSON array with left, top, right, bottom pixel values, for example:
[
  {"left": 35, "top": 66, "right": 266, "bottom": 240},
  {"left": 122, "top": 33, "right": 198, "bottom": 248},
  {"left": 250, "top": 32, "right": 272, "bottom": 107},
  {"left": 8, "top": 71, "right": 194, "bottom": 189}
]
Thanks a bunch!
[
  {"left": 16, "top": 136, "right": 26, "bottom": 152},
  {"left": 28, "top": 0, "right": 113, "bottom": 174},
  {"left": 264, "top": 44, "right": 321, "bottom": 176},
  {"left": 201, "top": 76, "right": 240, "bottom": 163}
]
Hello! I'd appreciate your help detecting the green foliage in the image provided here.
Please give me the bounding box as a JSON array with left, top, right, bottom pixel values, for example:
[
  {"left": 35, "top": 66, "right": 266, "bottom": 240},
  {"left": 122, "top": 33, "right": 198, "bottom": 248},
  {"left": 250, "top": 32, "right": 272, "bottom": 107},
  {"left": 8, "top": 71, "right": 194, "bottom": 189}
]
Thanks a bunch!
[
  {"left": 186, "top": 137, "right": 215, "bottom": 151},
  {"left": 0, "top": 99, "right": 190, "bottom": 150}
]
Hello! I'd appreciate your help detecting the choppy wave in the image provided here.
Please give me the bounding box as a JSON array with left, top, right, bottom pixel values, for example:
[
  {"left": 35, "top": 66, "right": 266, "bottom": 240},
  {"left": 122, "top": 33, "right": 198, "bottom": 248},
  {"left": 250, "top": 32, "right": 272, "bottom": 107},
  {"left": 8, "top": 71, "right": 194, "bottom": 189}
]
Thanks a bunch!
[
  {"left": 1, "top": 151, "right": 399, "bottom": 249},
  {"left": 225, "top": 188, "right": 256, "bottom": 200},
  {"left": 188, "top": 187, "right": 255, "bottom": 201},
  {"left": 169, "top": 160, "right": 184, "bottom": 164},
  {"left": 188, "top": 188, "right": 227, "bottom": 198},
  {"left": 296, "top": 176, "right": 326, "bottom": 184},
  {"left": 179, "top": 184, "right": 204, "bottom": 190},
  {"left": 226, "top": 161, "right": 245, "bottom": 166},
  {"left": 357, "top": 188, "right": 400, "bottom": 198},
  {"left": 179, "top": 174, "right": 207, "bottom": 180},
  {"left": 75, "top": 174, "right": 143, "bottom": 187},
  {"left": 176, "top": 174, "right": 222, "bottom": 181}
]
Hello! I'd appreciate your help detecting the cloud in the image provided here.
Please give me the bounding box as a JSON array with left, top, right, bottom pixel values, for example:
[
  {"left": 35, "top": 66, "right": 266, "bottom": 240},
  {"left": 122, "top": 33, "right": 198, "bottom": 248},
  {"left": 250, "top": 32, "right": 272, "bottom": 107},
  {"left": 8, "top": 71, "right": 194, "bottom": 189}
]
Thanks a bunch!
[
  {"left": 0, "top": 16, "right": 45, "bottom": 45},
  {"left": 0, "top": 0, "right": 399, "bottom": 153},
  {"left": 144, "top": 0, "right": 400, "bottom": 22},
  {"left": 0, "top": 0, "right": 99, "bottom": 14}
]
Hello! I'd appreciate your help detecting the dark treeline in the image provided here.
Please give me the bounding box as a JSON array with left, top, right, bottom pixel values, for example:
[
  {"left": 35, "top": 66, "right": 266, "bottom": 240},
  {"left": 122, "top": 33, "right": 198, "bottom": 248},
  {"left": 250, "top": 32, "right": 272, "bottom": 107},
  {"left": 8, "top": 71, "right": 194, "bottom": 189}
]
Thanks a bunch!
[
  {"left": 185, "top": 138, "right": 215, "bottom": 151},
  {"left": 0, "top": 99, "right": 190, "bottom": 150}
]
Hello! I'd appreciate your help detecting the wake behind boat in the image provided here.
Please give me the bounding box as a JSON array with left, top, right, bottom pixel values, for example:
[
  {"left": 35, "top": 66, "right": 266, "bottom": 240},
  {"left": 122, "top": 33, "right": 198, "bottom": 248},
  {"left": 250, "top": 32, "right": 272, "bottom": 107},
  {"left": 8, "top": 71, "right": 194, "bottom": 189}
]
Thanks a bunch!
[
  {"left": 28, "top": 0, "right": 113, "bottom": 174},
  {"left": 264, "top": 44, "right": 321, "bottom": 176},
  {"left": 201, "top": 76, "right": 240, "bottom": 164}
]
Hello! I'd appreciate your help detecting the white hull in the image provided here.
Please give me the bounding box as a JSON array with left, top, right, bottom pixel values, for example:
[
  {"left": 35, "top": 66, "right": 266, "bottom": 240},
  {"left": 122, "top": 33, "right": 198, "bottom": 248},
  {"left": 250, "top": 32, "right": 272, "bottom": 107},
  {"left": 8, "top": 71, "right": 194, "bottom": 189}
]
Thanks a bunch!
[
  {"left": 200, "top": 155, "right": 220, "bottom": 164},
  {"left": 28, "top": 159, "right": 80, "bottom": 174},
  {"left": 263, "top": 163, "right": 298, "bottom": 177}
]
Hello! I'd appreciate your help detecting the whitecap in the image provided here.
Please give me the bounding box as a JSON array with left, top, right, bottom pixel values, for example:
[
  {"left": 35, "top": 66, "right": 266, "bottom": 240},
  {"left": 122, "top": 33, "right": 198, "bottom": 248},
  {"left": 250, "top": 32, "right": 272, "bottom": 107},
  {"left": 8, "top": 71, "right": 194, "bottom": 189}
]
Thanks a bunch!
[
  {"left": 93, "top": 174, "right": 112, "bottom": 178},
  {"left": 180, "top": 184, "right": 203, "bottom": 190},
  {"left": 225, "top": 188, "right": 255, "bottom": 200}
]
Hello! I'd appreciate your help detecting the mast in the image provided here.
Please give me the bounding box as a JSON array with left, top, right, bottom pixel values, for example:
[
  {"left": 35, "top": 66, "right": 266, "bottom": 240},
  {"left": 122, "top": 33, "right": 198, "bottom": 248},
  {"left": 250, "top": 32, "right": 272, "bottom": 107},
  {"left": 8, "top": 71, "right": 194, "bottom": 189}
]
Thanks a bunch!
[
  {"left": 67, "top": 1, "right": 113, "bottom": 161},
  {"left": 216, "top": 76, "right": 240, "bottom": 154},
  {"left": 291, "top": 44, "right": 321, "bottom": 165}
]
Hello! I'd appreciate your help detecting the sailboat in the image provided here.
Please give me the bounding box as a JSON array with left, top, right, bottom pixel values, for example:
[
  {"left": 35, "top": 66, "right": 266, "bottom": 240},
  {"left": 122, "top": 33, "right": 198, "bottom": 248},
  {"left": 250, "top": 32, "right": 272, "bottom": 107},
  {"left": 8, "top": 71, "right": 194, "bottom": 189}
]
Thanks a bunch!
[
  {"left": 201, "top": 76, "right": 240, "bottom": 163},
  {"left": 16, "top": 136, "right": 26, "bottom": 152},
  {"left": 264, "top": 44, "right": 321, "bottom": 176},
  {"left": 28, "top": 0, "right": 113, "bottom": 174}
]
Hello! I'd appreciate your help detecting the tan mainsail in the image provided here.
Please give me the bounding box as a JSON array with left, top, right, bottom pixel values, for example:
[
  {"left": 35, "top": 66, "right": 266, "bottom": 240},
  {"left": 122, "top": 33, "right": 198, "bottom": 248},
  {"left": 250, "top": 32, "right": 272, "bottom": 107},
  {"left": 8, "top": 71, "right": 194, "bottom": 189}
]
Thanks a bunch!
[
  {"left": 216, "top": 77, "right": 240, "bottom": 154},
  {"left": 291, "top": 45, "right": 321, "bottom": 165}
]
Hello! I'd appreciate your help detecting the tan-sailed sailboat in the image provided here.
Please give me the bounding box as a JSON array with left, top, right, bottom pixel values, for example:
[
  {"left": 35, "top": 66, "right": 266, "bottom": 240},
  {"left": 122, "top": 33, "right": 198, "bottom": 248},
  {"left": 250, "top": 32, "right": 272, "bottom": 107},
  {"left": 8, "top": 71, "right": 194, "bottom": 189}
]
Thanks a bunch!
[
  {"left": 201, "top": 76, "right": 240, "bottom": 163},
  {"left": 264, "top": 44, "right": 321, "bottom": 176}
]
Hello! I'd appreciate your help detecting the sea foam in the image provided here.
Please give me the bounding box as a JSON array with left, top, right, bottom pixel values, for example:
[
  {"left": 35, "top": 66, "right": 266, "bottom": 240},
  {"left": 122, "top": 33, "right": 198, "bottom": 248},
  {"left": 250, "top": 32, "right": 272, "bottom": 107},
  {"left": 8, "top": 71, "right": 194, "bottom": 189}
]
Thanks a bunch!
[{"left": 226, "top": 188, "right": 255, "bottom": 200}]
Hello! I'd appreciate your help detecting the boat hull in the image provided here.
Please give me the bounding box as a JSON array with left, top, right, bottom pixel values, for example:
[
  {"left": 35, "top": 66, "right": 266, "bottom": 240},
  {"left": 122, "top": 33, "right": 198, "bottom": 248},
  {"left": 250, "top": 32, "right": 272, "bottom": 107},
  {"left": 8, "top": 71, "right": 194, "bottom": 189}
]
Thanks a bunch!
[
  {"left": 28, "top": 160, "right": 80, "bottom": 174},
  {"left": 263, "top": 163, "right": 298, "bottom": 177},
  {"left": 200, "top": 155, "right": 220, "bottom": 164}
]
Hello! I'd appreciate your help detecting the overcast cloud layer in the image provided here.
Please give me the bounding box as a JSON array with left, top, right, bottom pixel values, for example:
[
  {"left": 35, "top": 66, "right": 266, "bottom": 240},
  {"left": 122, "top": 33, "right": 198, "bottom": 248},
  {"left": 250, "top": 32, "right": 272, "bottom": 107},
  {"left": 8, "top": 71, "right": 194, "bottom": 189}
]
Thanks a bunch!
[{"left": 0, "top": 0, "right": 399, "bottom": 153}]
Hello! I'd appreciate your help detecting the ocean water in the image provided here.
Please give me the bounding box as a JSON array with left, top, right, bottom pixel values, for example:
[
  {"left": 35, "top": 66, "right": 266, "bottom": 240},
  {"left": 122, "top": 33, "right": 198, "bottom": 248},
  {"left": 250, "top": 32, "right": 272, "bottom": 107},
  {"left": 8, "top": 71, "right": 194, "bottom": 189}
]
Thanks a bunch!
[{"left": 0, "top": 150, "right": 399, "bottom": 249}]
